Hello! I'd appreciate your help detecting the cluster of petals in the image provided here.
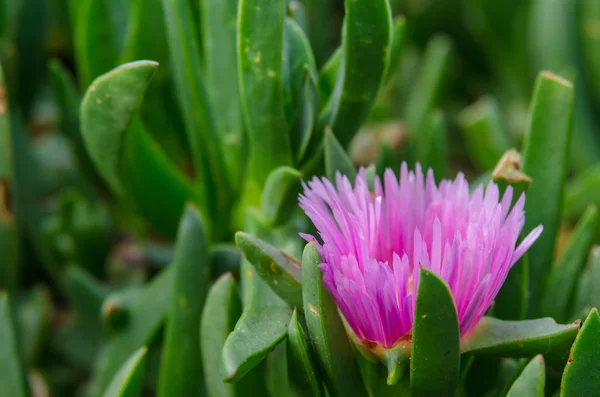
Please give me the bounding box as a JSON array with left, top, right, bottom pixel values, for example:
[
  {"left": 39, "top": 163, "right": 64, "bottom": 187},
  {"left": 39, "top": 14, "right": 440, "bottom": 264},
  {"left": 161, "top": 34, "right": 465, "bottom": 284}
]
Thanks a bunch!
[{"left": 299, "top": 163, "right": 543, "bottom": 349}]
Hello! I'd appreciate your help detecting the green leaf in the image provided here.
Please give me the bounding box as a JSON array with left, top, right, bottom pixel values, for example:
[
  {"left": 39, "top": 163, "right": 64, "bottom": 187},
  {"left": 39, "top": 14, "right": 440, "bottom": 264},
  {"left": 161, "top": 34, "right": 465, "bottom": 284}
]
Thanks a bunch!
[
  {"left": 95, "top": 268, "right": 173, "bottom": 394},
  {"left": 121, "top": 0, "right": 168, "bottom": 66},
  {"left": 494, "top": 255, "right": 529, "bottom": 321},
  {"left": 202, "top": 273, "right": 259, "bottom": 397},
  {"left": 74, "top": 0, "right": 121, "bottom": 88},
  {"left": 64, "top": 266, "right": 108, "bottom": 340},
  {"left": 266, "top": 342, "right": 295, "bottom": 397},
  {"left": 15, "top": 286, "right": 52, "bottom": 364},
  {"left": 238, "top": 0, "right": 292, "bottom": 184},
  {"left": 324, "top": 128, "right": 357, "bottom": 183},
  {"left": 287, "top": 309, "right": 325, "bottom": 397},
  {"left": 324, "top": 0, "right": 392, "bottom": 147},
  {"left": 564, "top": 164, "right": 600, "bottom": 220},
  {"left": 162, "top": 0, "right": 232, "bottom": 226},
  {"left": 261, "top": 166, "right": 303, "bottom": 227},
  {"left": 222, "top": 260, "right": 292, "bottom": 383},
  {"left": 157, "top": 205, "right": 209, "bottom": 396},
  {"left": 81, "top": 62, "right": 199, "bottom": 237},
  {"left": 405, "top": 35, "right": 452, "bottom": 137},
  {"left": 505, "top": 355, "right": 545, "bottom": 397},
  {"left": 541, "top": 206, "right": 598, "bottom": 322},
  {"left": 293, "top": 71, "right": 318, "bottom": 163},
  {"left": 318, "top": 48, "right": 341, "bottom": 108},
  {"left": 121, "top": 119, "right": 199, "bottom": 237},
  {"left": 460, "top": 317, "right": 579, "bottom": 367},
  {"left": 283, "top": 17, "right": 318, "bottom": 128},
  {"left": 103, "top": 346, "right": 148, "bottom": 397},
  {"left": 521, "top": 71, "right": 573, "bottom": 317},
  {"left": 560, "top": 308, "right": 600, "bottom": 396},
  {"left": 301, "top": 242, "right": 366, "bottom": 396},
  {"left": 0, "top": 293, "right": 30, "bottom": 397},
  {"left": 384, "top": 16, "right": 407, "bottom": 84},
  {"left": 80, "top": 61, "right": 158, "bottom": 195},
  {"left": 235, "top": 231, "right": 302, "bottom": 310},
  {"left": 201, "top": 0, "right": 245, "bottom": 188},
  {"left": 410, "top": 268, "right": 460, "bottom": 397},
  {"left": 415, "top": 110, "right": 448, "bottom": 179},
  {"left": 458, "top": 96, "right": 511, "bottom": 171}
]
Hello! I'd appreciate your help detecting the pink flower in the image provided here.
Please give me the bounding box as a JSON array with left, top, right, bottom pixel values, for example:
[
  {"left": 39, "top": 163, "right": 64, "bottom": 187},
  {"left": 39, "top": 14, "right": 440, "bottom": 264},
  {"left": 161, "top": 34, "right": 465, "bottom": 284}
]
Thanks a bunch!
[{"left": 299, "top": 164, "right": 543, "bottom": 349}]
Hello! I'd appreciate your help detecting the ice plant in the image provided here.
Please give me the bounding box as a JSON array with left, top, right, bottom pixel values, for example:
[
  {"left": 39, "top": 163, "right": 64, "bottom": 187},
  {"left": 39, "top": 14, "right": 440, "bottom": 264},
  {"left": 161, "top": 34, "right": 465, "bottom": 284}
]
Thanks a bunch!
[{"left": 299, "top": 163, "right": 544, "bottom": 349}]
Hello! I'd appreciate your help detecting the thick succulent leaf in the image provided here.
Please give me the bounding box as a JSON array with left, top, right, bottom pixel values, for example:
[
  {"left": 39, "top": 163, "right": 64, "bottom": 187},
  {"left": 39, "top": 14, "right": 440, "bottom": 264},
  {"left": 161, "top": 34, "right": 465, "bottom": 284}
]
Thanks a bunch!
[
  {"left": 95, "top": 268, "right": 173, "bottom": 394},
  {"left": 74, "top": 0, "right": 122, "bottom": 88},
  {"left": 222, "top": 260, "right": 292, "bottom": 383},
  {"left": 318, "top": 48, "right": 341, "bottom": 107},
  {"left": 162, "top": 0, "right": 232, "bottom": 227},
  {"left": 202, "top": 274, "right": 263, "bottom": 397},
  {"left": 564, "top": 164, "right": 600, "bottom": 220},
  {"left": 494, "top": 255, "right": 529, "bottom": 321},
  {"left": 238, "top": 0, "right": 292, "bottom": 184},
  {"left": 103, "top": 346, "right": 148, "bottom": 397},
  {"left": 460, "top": 317, "right": 579, "bottom": 367},
  {"left": 404, "top": 35, "right": 452, "bottom": 137},
  {"left": 261, "top": 166, "right": 303, "bottom": 227},
  {"left": 580, "top": 0, "right": 600, "bottom": 104},
  {"left": 301, "top": 242, "right": 366, "bottom": 396},
  {"left": 266, "top": 343, "right": 295, "bottom": 397},
  {"left": 324, "top": 129, "right": 357, "bottom": 183},
  {"left": 80, "top": 61, "right": 157, "bottom": 195},
  {"left": 0, "top": 293, "right": 30, "bottom": 397},
  {"left": 121, "top": 119, "right": 199, "bottom": 237},
  {"left": 324, "top": 0, "right": 392, "bottom": 147},
  {"left": 541, "top": 206, "right": 598, "bottom": 322},
  {"left": 283, "top": 17, "right": 318, "bottom": 128},
  {"left": 458, "top": 96, "right": 511, "bottom": 171},
  {"left": 384, "top": 17, "right": 407, "bottom": 84},
  {"left": 505, "top": 355, "right": 545, "bottom": 397},
  {"left": 410, "top": 268, "right": 460, "bottom": 396},
  {"left": 560, "top": 308, "right": 600, "bottom": 396},
  {"left": 201, "top": 0, "right": 245, "bottom": 187},
  {"left": 521, "top": 71, "right": 573, "bottom": 317},
  {"left": 293, "top": 73, "right": 318, "bottom": 163},
  {"left": 287, "top": 309, "right": 325, "bottom": 397},
  {"left": 157, "top": 205, "right": 208, "bottom": 396},
  {"left": 235, "top": 231, "right": 302, "bottom": 311},
  {"left": 121, "top": 0, "right": 168, "bottom": 66}
]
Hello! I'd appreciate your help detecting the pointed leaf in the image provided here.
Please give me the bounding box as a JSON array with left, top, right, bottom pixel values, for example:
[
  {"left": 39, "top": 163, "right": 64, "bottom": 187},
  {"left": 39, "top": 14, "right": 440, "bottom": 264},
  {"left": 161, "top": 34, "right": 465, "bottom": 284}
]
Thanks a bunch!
[
  {"left": 324, "top": 0, "right": 392, "bottom": 147},
  {"left": 458, "top": 96, "right": 511, "bottom": 171},
  {"left": 301, "top": 242, "right": 366, "bottom": 396},
  {"left": 561, "top": 308, "right": 600, "bottom": 396},
  {"left": 103, "top": 346, "right": 148, "bottom": 397},
  {"left": 161, "top": 0, "right": 226, "bottom": 185},
  {"left": 80, "top": 61, "right": 158, "bottom": 195},
  {"left": 410, "top": 268, "right": 460, "bottom": 397},
  {"left": 222, "top": 260, "right": 292, "bottom": 383},
  {"left": 201, "top": 0, "right": 245, "bottom": 187},
  {"left": 287, "top": 309, "right": 325, "bottom": 397},
  {"left": 0, "top": 293, "right": 30, "bottom": 397},
  {"left": 157, "top": 205, "right": 208, "bottom": 396},
  {"left": 415, "top": 110, "right": 448, "bottom": 179},
  {"left": 461, "top": 317, "right": 579, "bottom": 367},
  {"left": 201, "top": 273, "right": 259, "bottom": 397},
  {"left": 95, "top": 268, "right": 173, "bottom": 394},
  {"left": 238, "top": 0, "right": 292, "bottom": 184},
  {"left": 324, "top": 129, "right": 357, "bottom": 183},
  {"left": 541, "top": 206, "right": 598, "bottom": 322},
  {"left": 521, "top": 72, "right": 573, "bottom": 316},
  {"left": 505, "top": 355, "right": 545, "bottom": 397},
  {"left": 384, "top": 16, "right": 407, "bottom": 84},
  {"left": 261, "top": 166, "right": 303, "bottom": 227}
]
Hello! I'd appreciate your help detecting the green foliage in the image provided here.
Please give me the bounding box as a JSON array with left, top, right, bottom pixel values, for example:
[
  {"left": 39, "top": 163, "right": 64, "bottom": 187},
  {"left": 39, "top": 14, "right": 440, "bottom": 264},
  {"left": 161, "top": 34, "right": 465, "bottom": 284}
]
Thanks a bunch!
[{"left": 5, "top": 0, "right": 600, "bottom": 395}]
